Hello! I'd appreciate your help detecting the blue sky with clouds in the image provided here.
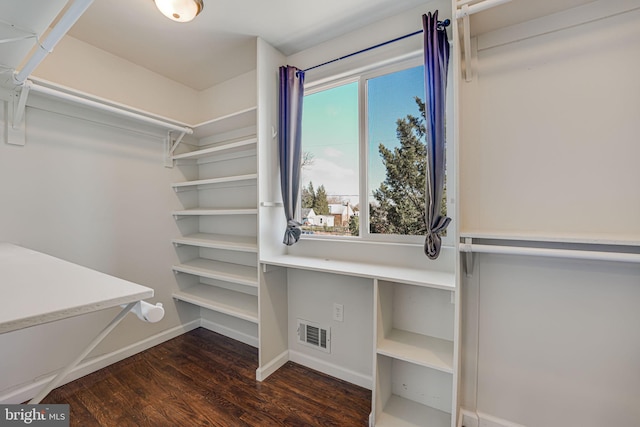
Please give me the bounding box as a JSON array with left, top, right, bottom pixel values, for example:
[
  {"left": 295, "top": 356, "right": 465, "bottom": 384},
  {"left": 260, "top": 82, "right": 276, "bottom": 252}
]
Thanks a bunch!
[{"left": 301, "top": 65, "right": 424, "bottom": 206}]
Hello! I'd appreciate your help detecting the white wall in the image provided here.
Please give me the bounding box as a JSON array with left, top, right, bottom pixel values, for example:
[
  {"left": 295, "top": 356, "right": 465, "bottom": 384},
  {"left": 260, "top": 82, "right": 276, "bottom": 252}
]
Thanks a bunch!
[
  {"left": 463, "top": 255, "right": 640, "bottom": 427},
  {"left": 0, "top": 92, "right": 200, "bottom": 402},
  {"left": 459, "top": 2, "right": 640, "bottom": 426},
  {"left": 33, "top": 35, "right": 201, "bottom": 124},
  {"left": 287, "top": 269, "right": 373, "bottom": 388},
  {"left": 198, "top": 69, "right": 257, "bottom": 124}
]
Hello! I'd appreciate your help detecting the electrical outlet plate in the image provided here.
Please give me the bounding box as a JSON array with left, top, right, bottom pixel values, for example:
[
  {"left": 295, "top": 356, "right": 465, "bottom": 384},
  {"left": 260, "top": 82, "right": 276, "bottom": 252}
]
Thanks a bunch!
[{"left": 333, "top": 303, "right": 343, "bottom": 322}]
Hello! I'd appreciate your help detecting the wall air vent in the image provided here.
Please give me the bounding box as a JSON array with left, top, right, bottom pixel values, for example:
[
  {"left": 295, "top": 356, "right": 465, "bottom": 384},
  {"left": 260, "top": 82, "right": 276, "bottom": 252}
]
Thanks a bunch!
[{"left": 297, "top": 319, "right": 331, "bottom": 353}]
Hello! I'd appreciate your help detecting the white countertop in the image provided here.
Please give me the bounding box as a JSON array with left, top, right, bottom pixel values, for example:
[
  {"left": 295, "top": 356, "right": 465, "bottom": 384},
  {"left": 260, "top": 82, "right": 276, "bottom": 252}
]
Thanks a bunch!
[{"left": 0, "top": 243, "right": 154, "bottom": 334}]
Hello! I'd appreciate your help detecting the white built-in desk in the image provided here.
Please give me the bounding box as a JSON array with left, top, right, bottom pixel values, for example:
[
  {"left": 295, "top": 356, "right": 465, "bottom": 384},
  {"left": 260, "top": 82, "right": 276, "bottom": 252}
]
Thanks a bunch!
[
  {"left": 0, "top": 243, "right": 154, "bottom": 334},
  {"left": 0, "top": 243, "right": 156, "bottom": 403},
  {"left": 259, "top": 254, "right": 457, "bottom": 427},
  {"left": 260, "top": 254, "right": 455, "bottom": 290}
]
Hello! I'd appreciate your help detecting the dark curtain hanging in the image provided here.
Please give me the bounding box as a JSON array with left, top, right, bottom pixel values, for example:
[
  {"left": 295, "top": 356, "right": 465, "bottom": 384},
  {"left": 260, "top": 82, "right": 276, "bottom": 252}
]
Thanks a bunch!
[
  {"left": 422, "top": 11, "right": 451, "bottom": 260},
  {"left": 278, "top": 65, "right": 305, "bottom": 245}
]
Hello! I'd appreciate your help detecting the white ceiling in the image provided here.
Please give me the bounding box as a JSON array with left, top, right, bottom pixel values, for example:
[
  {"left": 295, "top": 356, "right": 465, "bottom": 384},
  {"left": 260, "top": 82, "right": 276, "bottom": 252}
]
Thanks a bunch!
[
  {"left": 3, "top": 0, "right": 597, "bottom": 91},
  {"left": 64, "top": 0, "right": 429, "bottom": 90}
]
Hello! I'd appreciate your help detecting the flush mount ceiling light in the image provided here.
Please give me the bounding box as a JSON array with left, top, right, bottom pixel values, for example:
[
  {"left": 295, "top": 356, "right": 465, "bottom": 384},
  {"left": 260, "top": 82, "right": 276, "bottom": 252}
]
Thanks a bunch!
[{"left": 154, "top": 0, "right": 204, "bottom": 23}]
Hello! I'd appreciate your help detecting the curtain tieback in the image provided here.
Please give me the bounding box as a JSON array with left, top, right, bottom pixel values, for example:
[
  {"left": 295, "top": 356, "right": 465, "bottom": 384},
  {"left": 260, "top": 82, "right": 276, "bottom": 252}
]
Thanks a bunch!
[
  {"left": 424, "top": 215, "right": 451, "bottom": 259},
  {"left": 283, "top": 220, "right": 302, "bottom": 246}
]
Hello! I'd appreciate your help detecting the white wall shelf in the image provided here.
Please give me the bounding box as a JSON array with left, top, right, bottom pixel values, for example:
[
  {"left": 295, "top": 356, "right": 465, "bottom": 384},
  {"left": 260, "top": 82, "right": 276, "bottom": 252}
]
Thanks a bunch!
[
  {"left": 171, "top": 137, "right": 257, "bottom": 162},
  {"left": 377, "top": 329, "right": 454, "bottom": 374},
  {"left": 171, "top": 174, "right": 257, "bottom": 191},
  {"left": 173, "top": 284, "right": 258, "bottom": 323},
  {"left": 172, "top": 233, "right": 257, "bottom": 253},
  {"left": 375, "top": 394, "right": 451, "bottom": 427},
  {"left": 172, "top": 259, "right": 258, "bottom": 287},
  {"left": 172, "top": 208, "right": 258, "bottom": 218},
  {"left": 191, "top": 107, "right": 257, "bottom": 139}
]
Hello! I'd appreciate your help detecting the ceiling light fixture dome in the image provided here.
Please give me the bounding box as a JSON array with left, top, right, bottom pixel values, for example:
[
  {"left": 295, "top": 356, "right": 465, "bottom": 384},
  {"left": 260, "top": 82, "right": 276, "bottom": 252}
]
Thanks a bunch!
[{"left": 154, "top": 0, "right": 203, "bottom": 23}]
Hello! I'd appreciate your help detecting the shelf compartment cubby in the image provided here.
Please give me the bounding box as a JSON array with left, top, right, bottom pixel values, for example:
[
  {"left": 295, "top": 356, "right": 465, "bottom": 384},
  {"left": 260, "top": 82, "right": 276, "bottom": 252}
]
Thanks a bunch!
[
  {"left": 376, "top": 280, "right": 455, "bottom": 374},
  {"left": 374, "top": 354, "right": 452, "bottom": 427},
  {"left": 377, "top": 329, "right": 453, "bottom": 374}
]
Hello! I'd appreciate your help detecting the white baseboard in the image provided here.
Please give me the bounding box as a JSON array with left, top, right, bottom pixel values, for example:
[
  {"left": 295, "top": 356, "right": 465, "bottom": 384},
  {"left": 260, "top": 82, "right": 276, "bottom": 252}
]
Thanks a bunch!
[
  {"left": 199, "top": 318, "right": 258, "bottom": 348},
  {"left": 255, "top": 350, "right": 289, "bottom": 381},
  {"left": 0, "top": 320, "right": 200, "bottom": 404},
  {"left": 288, "top": 350, "right": 372, "bottom": 390},
  {"left": 459, "top": 408, "right": 527, "bottom": 427}
]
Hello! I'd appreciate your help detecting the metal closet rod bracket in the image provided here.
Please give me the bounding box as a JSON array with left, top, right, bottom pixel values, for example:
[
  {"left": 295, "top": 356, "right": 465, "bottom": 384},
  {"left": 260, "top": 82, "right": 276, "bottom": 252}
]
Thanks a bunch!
[{"left": 7, "top": 80, "right": 31, "bottom": 146}]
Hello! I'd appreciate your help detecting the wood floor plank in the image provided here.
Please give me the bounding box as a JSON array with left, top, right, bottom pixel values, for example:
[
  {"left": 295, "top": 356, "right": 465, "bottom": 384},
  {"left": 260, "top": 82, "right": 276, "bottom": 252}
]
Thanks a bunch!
[{"left": 44, "top": 328, "right": 371, "bottom": 426}]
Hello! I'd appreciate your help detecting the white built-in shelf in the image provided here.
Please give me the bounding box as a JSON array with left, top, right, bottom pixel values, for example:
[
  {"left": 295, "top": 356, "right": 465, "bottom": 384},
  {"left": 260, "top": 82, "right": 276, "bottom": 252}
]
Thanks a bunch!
[
  {"left": 376, "top": 395, "right": 450, "bottom": 427},
  {"left": 172, "top": 208, "right": 258, "bottom": 218},
  {"left": 171, "top": 174, "right": 257, "bottom": 191},
  {"left": 172, "top": 258, "right": 258, "bottom": 287},
  {"left": 172, "top": 233, "right": 257, "bottom": 253},
  {"left": 191, "top": 107, "right": 257, "bottom": 139},
  {"left": 261, "top": 255, "right": 455, "bottom": 290},
  {"left": 377, "top": 329, "right": 454, "bottom": 374},
  {"left": 172, "top": 137, "right": 257, "bottom": 161},
  {"left": 173, "top": 284, "right": 258, "bottom": 323}
]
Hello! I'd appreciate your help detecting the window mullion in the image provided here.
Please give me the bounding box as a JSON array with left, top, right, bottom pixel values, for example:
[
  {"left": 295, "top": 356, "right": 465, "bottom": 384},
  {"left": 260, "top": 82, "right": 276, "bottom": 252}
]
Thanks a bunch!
[{"left": 359, "top": 76, "right": 369, "bottom": 239}]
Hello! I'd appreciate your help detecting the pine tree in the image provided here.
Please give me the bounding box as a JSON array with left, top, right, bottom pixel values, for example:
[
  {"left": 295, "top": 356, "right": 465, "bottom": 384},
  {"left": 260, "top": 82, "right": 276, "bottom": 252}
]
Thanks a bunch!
[
  {"left": 302, "top": 181, "right": 315, "bottom": 209},
  {"left": 314, "top": 185, "right": 330, "bottom": 215},
  {"left": 370, "top": 97, "right": 446, "bottom": 235}
]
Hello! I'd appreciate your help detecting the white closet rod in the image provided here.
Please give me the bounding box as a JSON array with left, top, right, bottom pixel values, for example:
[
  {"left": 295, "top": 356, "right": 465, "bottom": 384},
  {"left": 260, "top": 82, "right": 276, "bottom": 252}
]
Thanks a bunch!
[
  {"left": 14, "top": 0, "right": 95, "bottom": 85},
  {"left": 459, "top": 242, "right": 640, "bottom": 264},
  {"left": 28, "top": 81, "right": 193, "bottom": 135}
]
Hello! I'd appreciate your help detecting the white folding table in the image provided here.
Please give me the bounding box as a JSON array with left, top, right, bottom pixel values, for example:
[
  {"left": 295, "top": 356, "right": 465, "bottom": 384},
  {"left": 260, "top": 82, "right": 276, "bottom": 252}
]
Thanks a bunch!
[{"left": 0, "top": 243, "right": 159, "bottom": 404}]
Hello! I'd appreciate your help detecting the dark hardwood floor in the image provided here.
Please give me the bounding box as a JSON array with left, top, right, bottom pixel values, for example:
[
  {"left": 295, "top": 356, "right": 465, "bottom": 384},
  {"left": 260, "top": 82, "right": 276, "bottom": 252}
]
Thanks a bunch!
[{"left": 44, "top": 328, "right": 371, "bottom": 426}]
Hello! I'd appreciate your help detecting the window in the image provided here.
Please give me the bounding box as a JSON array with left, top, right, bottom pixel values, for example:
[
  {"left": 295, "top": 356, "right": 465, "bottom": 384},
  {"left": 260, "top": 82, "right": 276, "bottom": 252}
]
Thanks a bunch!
[{"left": 300, "top": 59, "right": 449, "bottom": 242}]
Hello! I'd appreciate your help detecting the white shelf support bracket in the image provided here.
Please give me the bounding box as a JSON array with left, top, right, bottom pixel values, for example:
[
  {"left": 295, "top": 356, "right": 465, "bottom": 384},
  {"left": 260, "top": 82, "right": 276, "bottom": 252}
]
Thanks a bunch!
[
  {"left": 29, "top": 301, "right": 137, "bottom": 404},
  {"left": 461, "top": 237, "right": 475, "bottom": 277},
  {"left": 7, "top": 82, "right": 30, "bottom": 146},
  {"left": 455, "top": 0, "right": 513, "bottom": 82},
  {"left": 165, "top": 130, "right": 189, "bottom": 168},
  {"left": 461, "top": 7, "right": 472, "bottom": 82},
  {"left": 124, "top": 300, "right": 165, "bottom": 323}
]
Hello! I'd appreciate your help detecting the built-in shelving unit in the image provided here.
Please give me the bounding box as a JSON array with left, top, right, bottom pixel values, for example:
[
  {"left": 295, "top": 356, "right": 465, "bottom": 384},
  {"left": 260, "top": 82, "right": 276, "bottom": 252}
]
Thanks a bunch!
[
  {"left": 171, "top": 107, "right": 259, "bottom": 343},
  {"left": 373, "top": 279, "right": 455, "bottom": 427},
  {"left": 259, "top": 251, "right": 458, "bottom": 427}
]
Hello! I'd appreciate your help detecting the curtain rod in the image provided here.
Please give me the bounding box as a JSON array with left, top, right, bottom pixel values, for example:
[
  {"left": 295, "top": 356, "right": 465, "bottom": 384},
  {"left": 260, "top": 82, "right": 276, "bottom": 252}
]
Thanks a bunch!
[{"left": 303, "top": 19, "right": 450, "bottom": 73}]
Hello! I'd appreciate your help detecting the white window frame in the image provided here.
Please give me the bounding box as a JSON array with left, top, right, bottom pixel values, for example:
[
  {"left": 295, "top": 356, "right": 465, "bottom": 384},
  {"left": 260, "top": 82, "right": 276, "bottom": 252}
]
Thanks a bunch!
[{"left": 300, "top": 53, "right": 454, "bottom": 247}]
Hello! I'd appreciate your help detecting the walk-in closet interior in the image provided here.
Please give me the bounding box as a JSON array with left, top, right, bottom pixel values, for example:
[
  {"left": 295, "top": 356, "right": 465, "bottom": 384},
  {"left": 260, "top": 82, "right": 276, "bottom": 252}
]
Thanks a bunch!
[{"left": 1, "top": 0, "right": 639, "bottom": 426}]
